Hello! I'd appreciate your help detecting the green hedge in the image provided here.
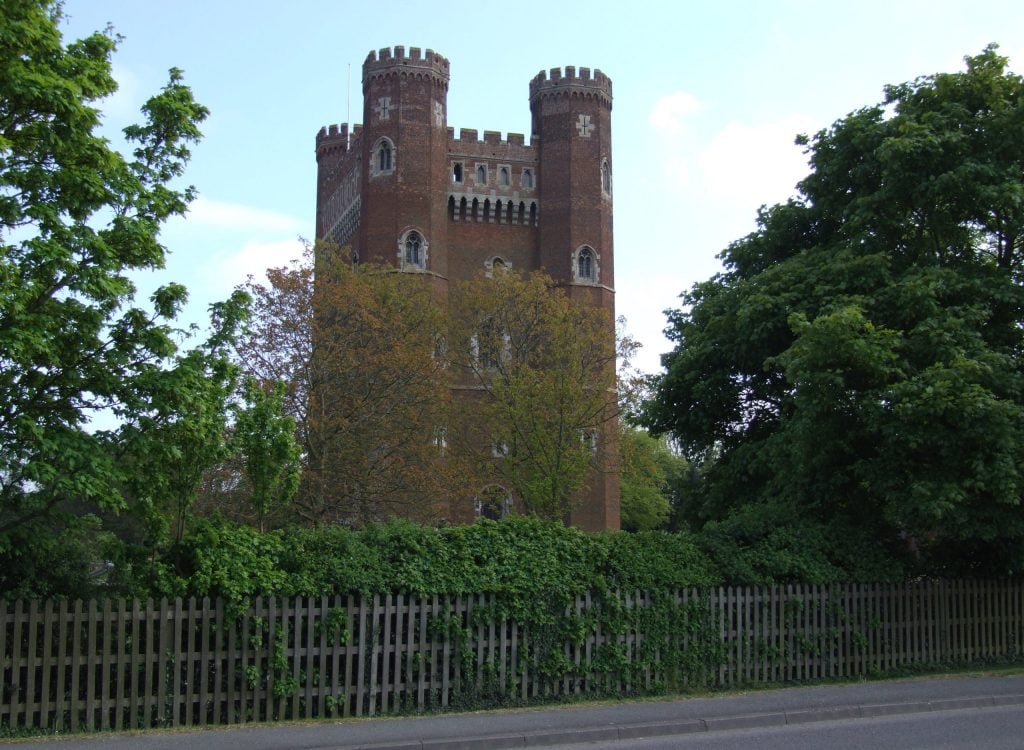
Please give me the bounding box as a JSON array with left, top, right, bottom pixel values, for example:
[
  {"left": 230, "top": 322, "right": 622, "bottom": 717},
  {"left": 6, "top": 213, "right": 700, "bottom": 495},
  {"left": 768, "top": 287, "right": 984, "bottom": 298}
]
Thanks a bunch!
[
  {"left": 111, "top": 512, "right": 905, "bottom": 610},
  {"left": 126, "top": 515, "right": 720, "bottom": 606}
]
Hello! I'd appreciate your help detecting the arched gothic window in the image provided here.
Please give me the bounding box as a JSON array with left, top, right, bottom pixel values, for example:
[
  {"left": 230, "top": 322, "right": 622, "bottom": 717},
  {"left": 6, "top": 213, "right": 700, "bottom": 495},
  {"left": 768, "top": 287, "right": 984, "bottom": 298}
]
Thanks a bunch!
[
  {"left": 398, "top": 229, "right": 428, "bottom": 270},
  {"left": 485, "top": 256, "right": 510, "bottom": 276},
  {"left": 405, "top": 232, "right": 422, "bottom": 266},
  {"left": 601, "top": 159, "right": 612, "bottom": 196},
  {"left": 578, "top": 248, "right": 593, "bottom": 280},
  {"left": 476, "top": 485, "right": 513, "bottom": 520},
  {"left": 574, "top": 245, "right": 598, "bottom": 283},
  {"left": 372, "top": 138, "right": 395, "bottom": 176},
  {"left": 521, "top": 169, "right": 534, "bottom": 188},
  {"left": 499, "top": 166, "right": 510, "bottom": 186},
  {"left": 476, "top": 164, "right": 487, "bottom": 185}
]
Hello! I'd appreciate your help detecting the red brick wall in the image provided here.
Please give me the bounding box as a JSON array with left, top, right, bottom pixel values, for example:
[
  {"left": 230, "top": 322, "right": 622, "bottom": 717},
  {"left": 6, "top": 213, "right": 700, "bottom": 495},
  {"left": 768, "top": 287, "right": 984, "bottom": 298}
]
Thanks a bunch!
[{"left": 315, "top": 48, "right": 620, "bottom": 530}]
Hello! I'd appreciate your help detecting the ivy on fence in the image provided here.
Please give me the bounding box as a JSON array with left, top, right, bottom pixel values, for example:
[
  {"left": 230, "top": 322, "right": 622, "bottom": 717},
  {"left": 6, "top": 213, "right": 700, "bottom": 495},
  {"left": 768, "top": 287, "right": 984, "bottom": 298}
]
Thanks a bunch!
[{"left": 3, "top": 580, "right": 1022, "bottom": 734}]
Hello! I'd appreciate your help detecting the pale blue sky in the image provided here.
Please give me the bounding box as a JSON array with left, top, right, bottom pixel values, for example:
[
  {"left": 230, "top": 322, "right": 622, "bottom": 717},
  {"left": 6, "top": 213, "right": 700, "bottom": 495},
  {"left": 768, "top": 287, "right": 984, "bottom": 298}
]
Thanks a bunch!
[{"left": 60, "top": 0, "right": 1024, "bottom": 373}]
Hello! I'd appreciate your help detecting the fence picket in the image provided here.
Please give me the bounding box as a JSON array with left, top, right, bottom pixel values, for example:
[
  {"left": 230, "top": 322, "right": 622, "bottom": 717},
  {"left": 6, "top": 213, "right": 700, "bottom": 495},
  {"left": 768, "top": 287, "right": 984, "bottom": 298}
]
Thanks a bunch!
[
  {"left": 353, "top": 596, "right": 367, "bottom": 716},
  {"left": 213, "top": 599, "right": 225, "bottom": 726},
  {"left": 54, "top": 600, "right": 69, "bottom": 731},
  {"left": 405, "top": 594, "right": 416, "bottom": 710},
  {"left": 315, "top": 596, "right": 327, "bottom": 719},
  {"left": 381, "top": 593, "right": 392, "bottom": 714},
  {"left": 154, "top": 599, "right": 167, "bottom": 727},
  {"left": 3, "top": 582, "right": 1024, "bottom": 733},
  {"left": 289, "top": 597, "right": 302, "bottom": 720}
]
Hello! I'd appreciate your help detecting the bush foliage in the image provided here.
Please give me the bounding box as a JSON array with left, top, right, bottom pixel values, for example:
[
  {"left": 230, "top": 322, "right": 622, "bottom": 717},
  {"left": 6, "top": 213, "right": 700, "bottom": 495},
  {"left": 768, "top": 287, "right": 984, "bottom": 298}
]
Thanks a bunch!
[
  {"left": 93, "top": 514, "right": 906, "bottom": 611},
  {"left": 124, "top": 516, "right": 717, "bottom": 604}
]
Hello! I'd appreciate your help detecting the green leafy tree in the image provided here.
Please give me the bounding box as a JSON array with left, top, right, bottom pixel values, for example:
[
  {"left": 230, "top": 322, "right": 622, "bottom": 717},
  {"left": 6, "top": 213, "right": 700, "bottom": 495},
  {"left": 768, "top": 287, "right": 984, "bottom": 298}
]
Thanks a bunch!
[
  {"left": 117, "top": 334, "right": 246, "bottom": 546},
  {"left": 233, "top": 378, "right": 301, "bottom": 532},
  {"left": 0, "top": 1, "right": 247, "bottom": 582},
  {"left": 450, "top": 271, "right": 618, "bottom": 520},
  {"left": 618, "top": 427, "right": 672, "bottom": 531},
  {"left": 644, "top": 46, "right": 1024, "bottom": 576}
]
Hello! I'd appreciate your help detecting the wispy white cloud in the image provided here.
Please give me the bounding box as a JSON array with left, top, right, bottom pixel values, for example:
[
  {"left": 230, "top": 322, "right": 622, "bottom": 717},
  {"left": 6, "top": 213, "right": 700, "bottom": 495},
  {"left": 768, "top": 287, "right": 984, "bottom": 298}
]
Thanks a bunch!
[
  {"left": 646, "top": 90, "right": 813, "bottom": 214},
  {"left": 100, "top": 63, "right": 146, "bottom": 125},
  {"left": 648, "top": 91, "right": 704, "bottom": 188},
  {"left": 698, "top": 115, "right": 815, "bottom": 212},
  {"left": 215, "top": 238, "right": 308, "bottom": 287},
  {"left": 186, "top": 197, "right": 305, "bottom": 234},
  {"left": 648, "top": 91, "right": 703, "bottom": 136}
]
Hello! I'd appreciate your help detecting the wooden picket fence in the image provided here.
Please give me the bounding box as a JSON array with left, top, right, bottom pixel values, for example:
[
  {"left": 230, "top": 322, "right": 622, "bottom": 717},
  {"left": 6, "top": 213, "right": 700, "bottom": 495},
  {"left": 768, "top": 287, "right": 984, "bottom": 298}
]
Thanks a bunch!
[{"left": 2, "top": 580, "right": 1023, "bottom": 732}]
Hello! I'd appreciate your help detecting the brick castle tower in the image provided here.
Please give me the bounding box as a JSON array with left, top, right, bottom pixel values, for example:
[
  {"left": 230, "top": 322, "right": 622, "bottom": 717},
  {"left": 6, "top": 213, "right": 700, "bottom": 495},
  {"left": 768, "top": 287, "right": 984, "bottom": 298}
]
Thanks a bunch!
[{"left": 314, "top": 46, "right": 618, "bottom": 531}]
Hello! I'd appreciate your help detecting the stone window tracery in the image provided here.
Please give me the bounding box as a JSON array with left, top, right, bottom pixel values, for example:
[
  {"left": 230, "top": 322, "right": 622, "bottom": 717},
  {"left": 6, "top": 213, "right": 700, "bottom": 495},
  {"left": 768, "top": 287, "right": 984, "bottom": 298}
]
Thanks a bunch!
[
  {"left": 573, "top": 245, "right": 599, "bottom": 284},
  {"left": 372, "top": 137, "right": 395, "bottom": 176},
  {"left": 398, "top": 228, "right": 428, "bottom": 271}
]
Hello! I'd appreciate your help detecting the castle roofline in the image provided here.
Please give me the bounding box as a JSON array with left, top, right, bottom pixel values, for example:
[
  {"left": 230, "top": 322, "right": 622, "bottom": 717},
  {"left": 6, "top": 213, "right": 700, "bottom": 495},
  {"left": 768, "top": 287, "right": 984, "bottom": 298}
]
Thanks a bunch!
[
  {"left": 363, "top": 45, "right": 450, "bottom": 86},
  {"left": 529, "top": 66, "right": 612, "bottom": 107}
]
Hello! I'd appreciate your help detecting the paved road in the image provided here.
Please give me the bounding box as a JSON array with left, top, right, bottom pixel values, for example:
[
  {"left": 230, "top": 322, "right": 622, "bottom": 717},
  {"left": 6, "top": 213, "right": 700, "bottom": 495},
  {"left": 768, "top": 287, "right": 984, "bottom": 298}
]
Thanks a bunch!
[
  {"left": 540, "top": 704, "right": 1024, "bottom": 750},
  {"left": 4, "top": 674, "right": 1024, "bottom": 749}
]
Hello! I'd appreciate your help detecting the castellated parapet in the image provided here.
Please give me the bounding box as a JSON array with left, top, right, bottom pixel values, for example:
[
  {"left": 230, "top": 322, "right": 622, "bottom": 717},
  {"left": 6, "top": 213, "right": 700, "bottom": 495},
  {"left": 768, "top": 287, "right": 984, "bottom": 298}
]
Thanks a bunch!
[
  {"left": 362, "top": 46, "right": 450, "bottom": 89},
  {"left": 447, "top": 128, "right": 537, "bottom": 163},
  {"left": 313, "top": 47, "right": 618, "bottom": 532},
  {"left": 529, "top": 66, "right": 613, "bottom": 106}
]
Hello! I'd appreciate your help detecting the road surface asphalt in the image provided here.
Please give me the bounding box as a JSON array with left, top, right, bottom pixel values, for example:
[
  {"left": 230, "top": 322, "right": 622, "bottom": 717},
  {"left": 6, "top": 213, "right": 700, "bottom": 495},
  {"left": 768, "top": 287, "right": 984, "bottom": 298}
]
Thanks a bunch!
[{"left": 4, "top": 673, "right": 1024, "bottom": 749}]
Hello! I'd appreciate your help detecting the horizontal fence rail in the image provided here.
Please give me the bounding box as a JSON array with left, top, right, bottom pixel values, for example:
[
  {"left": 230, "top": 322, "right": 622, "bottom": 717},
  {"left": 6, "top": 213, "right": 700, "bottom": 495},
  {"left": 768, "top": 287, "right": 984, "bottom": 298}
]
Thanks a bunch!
[{"left": 2, "top": 580, "right": 1022, "bottom": 732}]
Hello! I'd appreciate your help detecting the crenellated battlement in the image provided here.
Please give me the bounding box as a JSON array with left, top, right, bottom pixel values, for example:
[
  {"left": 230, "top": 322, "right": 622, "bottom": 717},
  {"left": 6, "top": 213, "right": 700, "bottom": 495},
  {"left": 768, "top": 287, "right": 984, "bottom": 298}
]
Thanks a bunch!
[
  {"left": 316, "top": 122, "right": 365, "bottom": 161},
  {"left": 529, "top": 66, "right": 612, "bottom": 107},
  {"left": 448, "top": 128, "right": 536, "bottom": 149},
  {"left": 317, "top": 122, "right": 349, "bottom": 143},
  {"left": 363, "top": 45, "right": 450, "bottom": 88}
]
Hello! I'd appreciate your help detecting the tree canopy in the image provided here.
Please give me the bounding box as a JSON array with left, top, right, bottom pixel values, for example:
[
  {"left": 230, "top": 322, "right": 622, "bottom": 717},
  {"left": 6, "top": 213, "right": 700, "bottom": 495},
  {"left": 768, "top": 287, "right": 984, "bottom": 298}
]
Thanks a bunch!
[
  {"left": 644, "top": 46, "right": 1024, "bottom": 577},
  {"left": 449, "top": 271, "right": 619, "bottom": 520},
  {"left": 618, "top": 427, "right": 674, "bottom": 531},
  {"left": 0, "top": 0, "right": 248, "bottom": 593},
  {"left": 234, "top": 248, "right": 466, "bottom": 525}
]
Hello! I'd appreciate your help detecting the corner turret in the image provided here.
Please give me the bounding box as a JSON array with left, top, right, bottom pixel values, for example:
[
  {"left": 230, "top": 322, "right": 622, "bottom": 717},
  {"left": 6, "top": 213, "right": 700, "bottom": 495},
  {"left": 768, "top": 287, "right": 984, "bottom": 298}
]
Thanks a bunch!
[
  {"left": 528, "top": 66, "right": 613, "bottom": 108},
  {"left": 358, "top": 45, "right": 451, "bottom": 282},
  {"left": 530, "top": 64, "right": 613, "bottom": 293},
  {"left": 363, "top": 46, "right": 450, "bottom": 89}
]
